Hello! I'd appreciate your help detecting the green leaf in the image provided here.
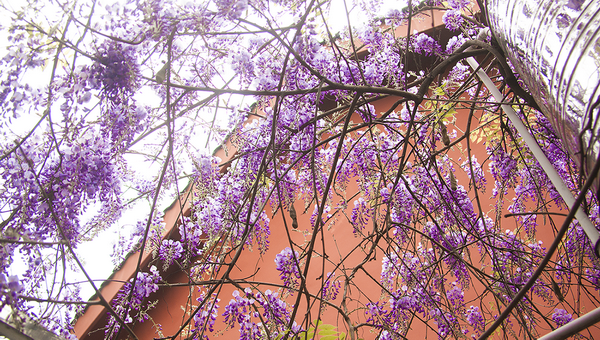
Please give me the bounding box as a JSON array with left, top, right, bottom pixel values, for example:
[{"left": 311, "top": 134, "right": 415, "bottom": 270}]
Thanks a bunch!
[
  {"left": 317, "top": 324, "right": 336, "bottom": 331},
  {"left": 320, "top": 336, "right": 339, "bottom": 340},
  {"left": 303, "top": 328, "right": 315, "bottom": 340},
  {"left": 318, "top": 330, "right": 338, "bottom": 336},
  {"left": 433, "top": 86, "right": 446, "bottom": 96}
]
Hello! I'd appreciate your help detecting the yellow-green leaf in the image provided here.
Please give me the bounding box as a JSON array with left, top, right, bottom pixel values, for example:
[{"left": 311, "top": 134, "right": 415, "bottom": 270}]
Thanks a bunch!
[
  {"left": 433, "top": 86, "right": 446, "bottom": 96},
  {"left": 318, "top": 330, "right": 338, "bottom": 336},
  {"left": 320, "top": 336, "right": 339, "bottom": 340},
  {"left": 316, "top": 324, "right": 336, "bottom": 331}
]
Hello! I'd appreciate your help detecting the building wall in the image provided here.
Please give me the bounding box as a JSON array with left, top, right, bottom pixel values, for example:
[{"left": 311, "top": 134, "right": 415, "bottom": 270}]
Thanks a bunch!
[{"left": 73, "top": 8, "right": 600, "bottom": 340}]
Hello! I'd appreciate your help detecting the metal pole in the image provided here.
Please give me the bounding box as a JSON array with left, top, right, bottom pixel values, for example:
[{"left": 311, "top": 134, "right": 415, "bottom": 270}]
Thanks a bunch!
[
  {"left": 538, "top": 307, "right": 600, "bottom": 340},
  {"left": 0, "top": 319, "right": 34, "bottom": 340},
  {"left": 485, "top": 0, "right": 600, "bottom": 197},
  {"left": 466, "top": 56, "right": 600, "bottom": 256}
]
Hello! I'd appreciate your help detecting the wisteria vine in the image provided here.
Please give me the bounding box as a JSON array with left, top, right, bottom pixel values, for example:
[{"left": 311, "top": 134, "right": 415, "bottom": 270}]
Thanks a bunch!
[{"left": 0, "top": 0, "right": 598, "bottom": 339}]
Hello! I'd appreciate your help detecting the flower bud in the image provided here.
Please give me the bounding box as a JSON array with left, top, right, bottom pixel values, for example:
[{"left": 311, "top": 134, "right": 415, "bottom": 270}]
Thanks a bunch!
[
  {"left": 551, "top": 277, "right": 564, "bottom": 302},
  {"left": 289, "top": 203, "right": 298, "bottom": 229},
  {"left": 440, "top": 123, "right": 450, "bottom": 146}
]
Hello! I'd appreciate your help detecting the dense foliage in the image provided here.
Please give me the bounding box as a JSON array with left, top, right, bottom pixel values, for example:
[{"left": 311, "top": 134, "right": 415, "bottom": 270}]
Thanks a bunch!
[{"left": 0, "top": 0, "right": 598, "bottom": 339}]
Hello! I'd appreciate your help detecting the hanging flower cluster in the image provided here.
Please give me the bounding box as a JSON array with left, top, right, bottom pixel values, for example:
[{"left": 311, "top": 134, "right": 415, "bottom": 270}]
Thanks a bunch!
[
  {"left": 274, "top": 247, "right": 301, "bottom": 289},
  {"left": 222, "top": 288, "right": 299, "bottom": 340},
  {"left": 90, "top": 41, "right": 145, "bottom": 150},
  {"left": 105, "top": 266, "right": 161, "bottom": 338}
]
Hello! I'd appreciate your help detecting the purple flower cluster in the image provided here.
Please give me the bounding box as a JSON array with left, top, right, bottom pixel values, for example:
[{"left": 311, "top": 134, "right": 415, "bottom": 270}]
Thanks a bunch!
[
  {"left": 431, "top": 308, "right": 458, "bottom": 338},
  {"left": 447, "top": 0, "right": 470, "bottom": 10},
  {"left": 274, "top": 247, "right": 301, "bottom": 289},
  {"left": 443, "top": 10, "right": 463, "bottom": 31},
  {"left": 193, "top": 290, "right": 220, "bottom": 339},
  {"left": 446, "top": 281, "right": 464, "bottom": 310},
  {"left": 445, "top": 35, "right": 466, "bottom": 54},
  {"left": 357, "top": 103, "right": 378, "bottom": 122},
  {"left": 222, "top": 288, "right": 298, "bottom": 340},
  {"left": 366, "top": 291, "right": 415, "bottom": 336},
  {"left": 223, "top": 289, "right": 263, "bottom": 340},
  {"left": 488, "top": 142, "right": 518, "bottom": 191},
  {"left": 293, "top": 29, "right": 323, "bottom": 64},
  {"left": 465, "top": 305, "right": 484, "bottom": 334},
  {"left": 159, "top": 239, "right": 184, "bottom": 270},
  {"left": 129, "top": 266, "right": 161, "bottom": 306},
  {"left": 378, "top": 330, "right": 392, "bottom": 340},
  {"left": 0, "top": 274, "right": 22, "bottom": 310},
  {"left": 322, "top": 272, "right": 341, "bottom": 302},
  {"left": 215, "top": 0, "right": 247, "bottom": 19},
  {"left": 389, "top": 289, "right": 421, "bottom": 313},
  {"left": 91, "top": 42, "right": 139, "bottom": 102},
  {"left": 254, "top": 289, "right": 291, "bottom": 326},
  {"left": 350, "top": 197, "right": 371, "bottom": 234},
  {"left": 179, "top": 215, "right": 205, "bottom": 255},
  {"left": 381, "top": 252, "right": 400, "bottom": 290},
  {"left": 90, "top": 41, "right": 143, "bottom": 150},
  {"left": 461, "top": 155, "right": 487, "bottom": 190},
  {"left": 195, "top": 197, "right": 225, "bottom": 241},
  {"left": 136, "top": 0, "right": 165, "bottom": 36},
  {"left": 412, "top": 33, "right": 442, "bottom": 56},
  {"left": 551, "top": 308, "right": 573, "bottom": 327},
  {"left": 0, "top": 134, "right": 121, "bottom": 254},
  {"left": 106, "top": 266, "right": 161, "bottom": 337},
  {"left": 0, "top": 32, "right": 48, "bottom": 119},
  {"left": 231, "top": 50, "right": 254, "bottom": 85}
]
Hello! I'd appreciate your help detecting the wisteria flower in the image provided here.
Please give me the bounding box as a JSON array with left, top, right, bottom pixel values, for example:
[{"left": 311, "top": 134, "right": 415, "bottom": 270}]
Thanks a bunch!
[
  {"left": 322, "top": 272, "right": 341, "bottom": 301},
  {"left": 446, "top": 35, "right": 466, "bottom": 54},
  {"left": 465, "top": 305, "right": 485, "bottom": 334},
  {"left": 552, "top": 309, "right": 573, "bottom": 327},
  {"left": 159, "top": 239, "right": 184, "bottom": 270},
  {"left": 448, "top": 0, "right": 469, "bottom": 10},
  {"left": 105, "top": 266, "right": 161, "bottom": 337},
  {"left": 443, "top": 10, "right": 463, "bottom": 31},
  {"left": 274, "top": 247, "right": 301, "bottom": 289},
  {"left": 215, "top": 0, "right": 247, "bottom": 19},
  {"left": 193, "top": 290, "right": 220, "bottom": 337},
  {"left": 412, "top": 33, "right": 442, "bottom": 56}
]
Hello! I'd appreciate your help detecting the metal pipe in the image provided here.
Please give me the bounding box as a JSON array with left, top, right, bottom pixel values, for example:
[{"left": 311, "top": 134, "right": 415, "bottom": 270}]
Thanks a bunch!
[
  {"left": 538, "top": 306, "right": 600, "bottom": 340},
  {"left": 0, "top": 319, "right": 34, "bottom": 340},
  {"left": 466, "top": 56, "right": 600, "bottom": 256}
]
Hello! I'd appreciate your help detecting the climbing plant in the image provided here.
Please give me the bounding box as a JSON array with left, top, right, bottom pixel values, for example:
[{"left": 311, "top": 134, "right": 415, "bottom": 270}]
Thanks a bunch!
[{"left": 0, "top": 0, "right": 598, "bottom": 339}]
